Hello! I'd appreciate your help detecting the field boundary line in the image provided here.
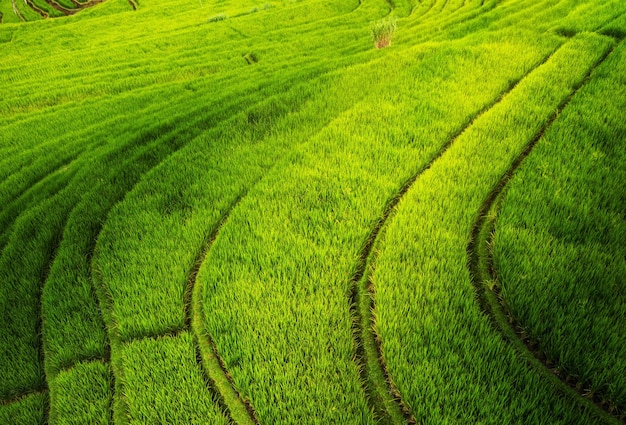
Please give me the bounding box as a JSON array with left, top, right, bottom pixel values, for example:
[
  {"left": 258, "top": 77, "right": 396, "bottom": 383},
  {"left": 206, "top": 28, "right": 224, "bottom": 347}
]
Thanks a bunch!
[
  {"left": 0, "top": 389, "right": 47, "bottom": 406},
  {"left": 11, "top": 0, "right": 25, "bottom": 21},
  {"left": 188, "top": 191, "right": 260, "bottom": 425},
  {"left": 94, "top": 115, "right": 242, "bottom": 420},
  {"left": 0, "top": 224, "right": 64, "bottom": 411},
  {"left": 23, "top": 0, "right": 49, "bottom": 18},
  {"left": 349, "top": 41, "right": 563, "bottom": 425},
  {"left": 70, "top": 0, "right": 105, "bottom": 8},
  {"left": 466, "top": 40, "right": 624, "bottom": 425},
  {"left": 599, "top": 12, "right": 626, "bottom": 40},
  {"left": 37, "top": 229, "right": 67, "bottom": 423},
  {"left": 56, "top": 356, "right": 109, "bottom": 375},
  {"left": 41, "top": 0, "right": 73, "bottom": 15},
  {"left": 0, "top": 154, "right": 84, "bottom": 255},
  {"left": 90, "top": 130, "right": 205, "bottom": 424}
]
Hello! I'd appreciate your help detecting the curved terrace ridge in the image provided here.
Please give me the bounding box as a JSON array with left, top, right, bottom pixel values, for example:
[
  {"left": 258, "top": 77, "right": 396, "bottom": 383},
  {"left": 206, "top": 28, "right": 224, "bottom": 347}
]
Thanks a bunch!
[
  {"left": 349, "top": 41, "right": 561, "bottom": 425},
  {"left": 187, "top": 192, "right": 260, "bottom": 425},
  {"left": 466, "top": 39, "right": 624, "bottom": 425}
]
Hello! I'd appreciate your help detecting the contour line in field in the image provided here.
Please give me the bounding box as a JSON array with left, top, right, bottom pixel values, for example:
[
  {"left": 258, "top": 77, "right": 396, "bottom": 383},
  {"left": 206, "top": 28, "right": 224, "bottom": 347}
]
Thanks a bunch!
[
  {"left": 188, "top": 191, "right": 260, "bottom": 425},
  {"left": 349, "top": 40, "right": 563, "bottom": 425},
  {"left": 466, "top": 39, "right": 624, "bottom": 425}
]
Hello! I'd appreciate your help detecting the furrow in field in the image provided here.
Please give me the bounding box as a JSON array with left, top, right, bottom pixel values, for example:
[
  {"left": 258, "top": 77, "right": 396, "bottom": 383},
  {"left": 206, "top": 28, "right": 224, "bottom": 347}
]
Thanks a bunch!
[
  {"left": 11, "top": 0, "right": 25, "bottom": 21},
  {"left": 24, "top": 0, "right": 49, "bottom": 18},
  {"left": 42, "top": 107, "right": 235, "bottom": 422},
  {"left": 0, "top": 203, "right": 71, "bottom": 402},
  {"left": 0, "top": 161, "right": 78, "bottom": 253},
  {"left": 0, "top": 10, "right": 372, "bottom": 109},
  {"left": 0, "top": 120, "right": 182, "bottom": 416},
  {"left": 0, "top": 30, "right": 364, "bottom": 117},
  {"left": 42, "top": 0, "right": 72, "bottom": 15},
  {"left": 0, "top": 211, "right": 69, "bottom": 424},
  {"left": 468, "top": 41, "right": 626, "bottom": 423},
  {"left": 90, "top": 70, "right": 352, "bottom": 423},
  {"left": 399, "top": 0, "right": 498, "bottom": 44},
  {"left": 438, "top": 0, "right": 449, "bottom": 14},
  {"left": 349, "top": 39, "right": 560, "bottom": 425},
  {"left": 189, "top": 191, "right": 260, "bottom": 425},
  {"left": 91, "top": 252, "right": 124, "bottom": 423},
  {"left": 407, "top": 0, "right": 436, "bottom": 20},
  {"left": 3, "top": 136, "right": 151, "bottom": 414},
  {"left": 0, "top": 138, "right": 100, "bottom": 223},
  {"left": 55, "top": 356, "right": 109, "bottom": 375},
  {"left": 599, "top": 12, "right": 626, "bottom": 40},
  {"left": 2, "top": 87, "right": 232, "bottom": 420},
  {"left": 0, "top": 389, "right": 47, "bottom": 406},
  {"left": 36, "top": 236, "right": 66, "bottom": 422},
  {"left": 43, "top": 126, "right": 192, "bottom": 369},
  {"left": 0, "top": 389, "right": 47, "bottom": 423},
  {"left": 483, "top": 0, "right": 575, "bottom": 34},
  {"left": 0, "top": 0, "right": 368, "bottom": 84},
  {"left": 371, "top": 33, "right": 615, "bottom": 424}
]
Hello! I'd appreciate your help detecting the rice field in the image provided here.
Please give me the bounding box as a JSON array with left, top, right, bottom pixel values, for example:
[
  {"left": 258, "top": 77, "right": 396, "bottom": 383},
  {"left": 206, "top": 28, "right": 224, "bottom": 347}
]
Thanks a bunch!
[{"left": 0, "top": 0, "right": 624, "bottom": 423}]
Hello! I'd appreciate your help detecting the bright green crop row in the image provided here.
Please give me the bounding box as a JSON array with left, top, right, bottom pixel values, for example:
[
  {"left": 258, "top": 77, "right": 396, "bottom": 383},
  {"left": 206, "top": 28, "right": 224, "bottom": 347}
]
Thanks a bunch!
[
  {"left": 50, "top": 360, "right": 112, "bottom": 425},
  {"left": 493, "top": 41, "right": 626, "bottom": 413},
  {"left": 192, "top": 30, "right": 565, "bottom": 424},
  {"left": 93, "top": 68, "right": 375, "bottom": 424},
  {"left": 118, "top": 332, "right": 230, "bottom": 424},
  {"left": 372, "top": 33, "right": 617, "bottom": 424}
]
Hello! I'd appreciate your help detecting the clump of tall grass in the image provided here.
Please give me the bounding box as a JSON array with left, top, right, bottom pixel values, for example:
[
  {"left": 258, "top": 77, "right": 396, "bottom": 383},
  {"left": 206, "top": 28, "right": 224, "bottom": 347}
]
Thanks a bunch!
[
  {"left": 207, "top": 13, "right": 227, "bottom": 22},
  {"left": 371, "top": 18, "right": 396, "bottom": 49}
]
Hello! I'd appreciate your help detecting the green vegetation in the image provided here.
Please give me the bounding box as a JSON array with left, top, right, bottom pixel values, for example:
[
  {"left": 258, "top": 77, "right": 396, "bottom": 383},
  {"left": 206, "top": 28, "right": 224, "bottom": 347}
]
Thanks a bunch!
[
  {"left": 371, "top": 33, "right": 621, "bottom": 424},
  {"left": 493, "top": 41, "right": 626, "bottom": 415},
  {"left": 0, "top": 0, "right": 624, "bottom": 423},
  {"left": 371, "top": 17, "right": 396, "bottom": 48}
]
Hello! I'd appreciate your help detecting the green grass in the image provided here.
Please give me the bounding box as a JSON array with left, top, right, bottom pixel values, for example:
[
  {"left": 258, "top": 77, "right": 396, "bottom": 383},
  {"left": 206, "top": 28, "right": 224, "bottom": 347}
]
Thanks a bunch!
[
  {"left": 493, "top": 40, "right": 626, "bottom": 415},
  {"left": 49, "top": 361, "right": 112, "bottom": 425},
  {"left": 194, "top": 31, "right": 570, "bottom": 424},
  {"left": 119, "top": 332, "right": 230, "bottom": 424},
  {"left": 1, "top": 0, "right": 625, "bottom": 422},
  {"left": 0, "top": 391, "right": 47, "bottom": 425},
  {"left": 371, "top": 33, "right": 617, "bottom": 424}
]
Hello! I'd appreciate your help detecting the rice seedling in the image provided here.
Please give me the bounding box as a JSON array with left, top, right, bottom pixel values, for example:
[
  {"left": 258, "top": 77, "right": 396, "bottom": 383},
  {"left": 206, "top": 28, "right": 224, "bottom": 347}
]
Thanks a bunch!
[{"left": 1, "top": 0, "right": 625, "bottom": 422}]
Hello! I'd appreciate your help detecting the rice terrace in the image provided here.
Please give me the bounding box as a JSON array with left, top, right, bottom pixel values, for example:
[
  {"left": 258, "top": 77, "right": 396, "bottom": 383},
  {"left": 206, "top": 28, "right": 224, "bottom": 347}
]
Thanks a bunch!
[{"left": 1, "top": 0, "right": 625, "bottom": 422}]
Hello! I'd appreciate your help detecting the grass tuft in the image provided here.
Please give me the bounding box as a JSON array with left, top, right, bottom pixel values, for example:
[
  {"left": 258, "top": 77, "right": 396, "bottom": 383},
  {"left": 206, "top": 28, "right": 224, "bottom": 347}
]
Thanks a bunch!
[
  {"left": 207, "top": 13, "right": 227, "bottom": 22},
  {"left": 371, "top": 17, "right": 397, "bottom": 49}
]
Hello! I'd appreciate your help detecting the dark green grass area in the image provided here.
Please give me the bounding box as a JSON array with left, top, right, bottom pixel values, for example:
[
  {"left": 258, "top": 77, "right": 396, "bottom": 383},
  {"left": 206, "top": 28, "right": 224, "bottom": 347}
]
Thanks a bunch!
[
  {"left": 0, "top": 391, "right": 47, "bottom": 425},
  {"left": 493, "top": 40, "right": 626, "bottom": 415}
]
